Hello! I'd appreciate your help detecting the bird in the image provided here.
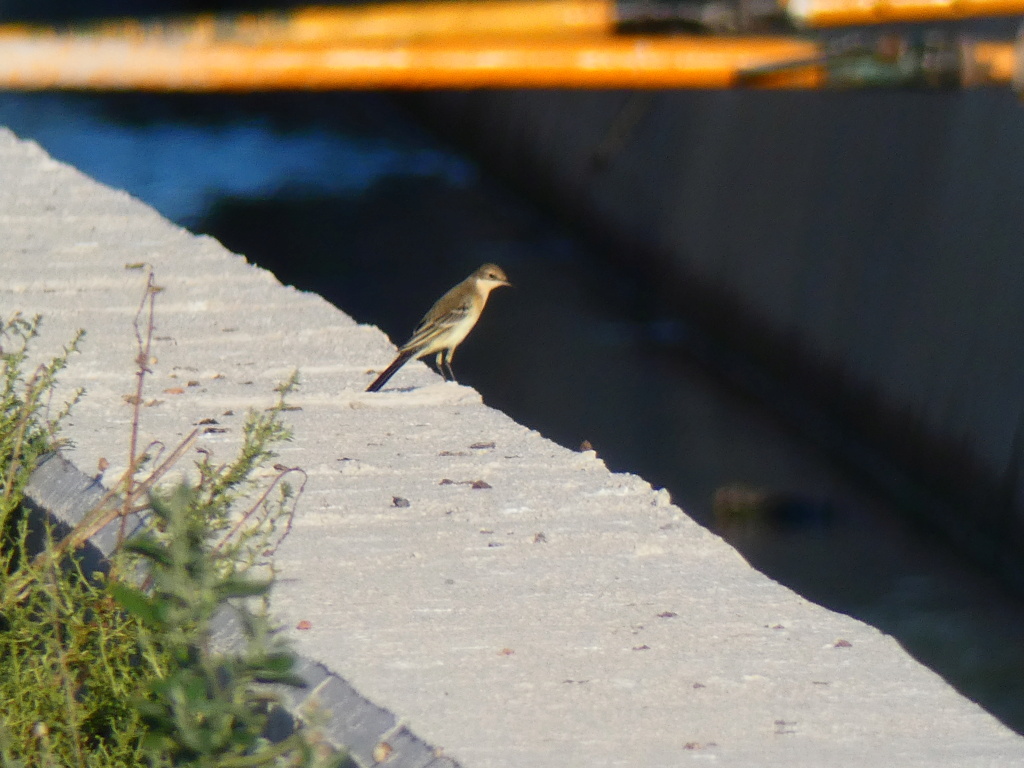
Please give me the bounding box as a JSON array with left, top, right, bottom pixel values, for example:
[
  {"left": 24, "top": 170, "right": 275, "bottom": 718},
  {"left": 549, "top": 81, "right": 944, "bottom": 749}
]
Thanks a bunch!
[{"left": 365, "top": 263, "right": 511, "bottom": 392}]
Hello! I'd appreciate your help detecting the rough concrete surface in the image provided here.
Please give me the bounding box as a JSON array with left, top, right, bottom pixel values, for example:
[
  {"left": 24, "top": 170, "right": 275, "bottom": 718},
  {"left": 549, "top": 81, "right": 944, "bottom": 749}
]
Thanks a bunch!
[{"left": 2, "top": 126, "right": 1023, "bottom": 767}]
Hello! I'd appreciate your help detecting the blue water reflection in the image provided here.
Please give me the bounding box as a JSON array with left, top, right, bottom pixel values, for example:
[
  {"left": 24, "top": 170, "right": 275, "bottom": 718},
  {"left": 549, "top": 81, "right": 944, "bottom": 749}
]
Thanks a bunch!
[{"left": 0, "top": 92, "right": 475, "bottom": 224}]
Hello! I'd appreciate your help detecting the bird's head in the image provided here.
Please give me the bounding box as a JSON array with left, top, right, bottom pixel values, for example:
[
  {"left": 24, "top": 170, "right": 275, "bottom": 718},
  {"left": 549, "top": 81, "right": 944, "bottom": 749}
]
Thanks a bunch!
[{"left": 474, "top": 263, "right": 512, "bottom": 290}]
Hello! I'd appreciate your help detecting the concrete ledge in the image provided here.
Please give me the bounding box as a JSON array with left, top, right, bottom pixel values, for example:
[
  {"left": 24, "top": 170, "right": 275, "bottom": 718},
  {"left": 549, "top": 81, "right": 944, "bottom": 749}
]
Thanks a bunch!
[
  {"left": 22, "top": 452, "right": 141, "bottom": 563},
  {"left": 3, "top": 126, "right": 1023, "bottom": 767}
]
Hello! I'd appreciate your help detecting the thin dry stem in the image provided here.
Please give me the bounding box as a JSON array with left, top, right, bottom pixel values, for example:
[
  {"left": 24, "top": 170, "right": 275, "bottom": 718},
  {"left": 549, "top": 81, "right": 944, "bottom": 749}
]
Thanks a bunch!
[
  {"left": 121, "top": 271, "right": 159, "bottom": 532},
  {"left": 215, "top": 465, "right": 307, "bottom": 555}
]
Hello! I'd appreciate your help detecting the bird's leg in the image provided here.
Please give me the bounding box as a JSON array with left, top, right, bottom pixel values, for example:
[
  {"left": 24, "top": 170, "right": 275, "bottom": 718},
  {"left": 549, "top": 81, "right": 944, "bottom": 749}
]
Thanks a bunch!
[
  {"left": 433, "top": 351, "right": 452, "bottom": 381},
  {"left": 441, "top": 350, "right": 456, "bottom": 382}
]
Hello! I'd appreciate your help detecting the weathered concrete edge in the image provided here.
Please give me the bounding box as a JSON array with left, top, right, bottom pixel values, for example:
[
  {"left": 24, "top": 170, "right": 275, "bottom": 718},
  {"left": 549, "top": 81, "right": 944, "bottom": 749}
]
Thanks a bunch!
[{"left": 21, "top": 452, "right": 460, "bottom": 768}]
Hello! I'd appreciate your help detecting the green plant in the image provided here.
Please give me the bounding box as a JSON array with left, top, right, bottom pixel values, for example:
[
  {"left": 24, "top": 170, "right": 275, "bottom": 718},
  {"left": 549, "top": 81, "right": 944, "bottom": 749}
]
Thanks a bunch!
[
  {"left": 110, "top": 485, "right": 330, "bottom": 767},
  {"left": 0, "top": 313, "right": 148, "bottom": 767},
  {"left": 0, "top": 275, "right": 339, "bottom": 768},
  {"left": 0, "top": 312, "right": 83, "bottom": 575},
  {"left": 0, "top": 534, "right": 152, "bottom": 767}
]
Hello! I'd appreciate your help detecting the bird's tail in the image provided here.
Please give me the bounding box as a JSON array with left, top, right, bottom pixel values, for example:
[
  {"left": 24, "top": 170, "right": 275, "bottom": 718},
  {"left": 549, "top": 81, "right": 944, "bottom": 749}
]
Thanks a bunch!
[{"left": 365, "top": 350, "right": 414, "bottom": 392}]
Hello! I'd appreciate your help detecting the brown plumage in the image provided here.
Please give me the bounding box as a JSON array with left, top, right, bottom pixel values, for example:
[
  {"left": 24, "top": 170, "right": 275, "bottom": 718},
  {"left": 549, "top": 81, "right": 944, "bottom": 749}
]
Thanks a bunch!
[{"left": 366, "top": 264, "right": 511, "bottom": 392}]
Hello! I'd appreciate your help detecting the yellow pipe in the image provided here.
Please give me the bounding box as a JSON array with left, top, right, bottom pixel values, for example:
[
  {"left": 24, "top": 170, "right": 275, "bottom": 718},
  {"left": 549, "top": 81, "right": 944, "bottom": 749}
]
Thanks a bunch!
[
  {"left": 284, "top": 0, "right": 614, "bottom": 42},
  {"left": 0, "top": 8, "right": 1014, "bottom": 91},
  {"left": 2, "top": 2, "right": 1020, "bottom": 48},
  {"left": 0, "top": 1, "right": 615, "bottom": 45},
  {"left": 0, "top": 35, "right": 826, "bottom": 90},
  {"left": 785, "top": 0, "right": 1024, "bottom": 26}
]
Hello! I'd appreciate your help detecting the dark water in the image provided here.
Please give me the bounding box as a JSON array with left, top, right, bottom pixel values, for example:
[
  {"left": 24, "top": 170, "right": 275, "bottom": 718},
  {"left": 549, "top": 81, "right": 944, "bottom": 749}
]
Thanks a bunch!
[{"left": 3, "top": 90, "right": 1024, "bottom": 732}]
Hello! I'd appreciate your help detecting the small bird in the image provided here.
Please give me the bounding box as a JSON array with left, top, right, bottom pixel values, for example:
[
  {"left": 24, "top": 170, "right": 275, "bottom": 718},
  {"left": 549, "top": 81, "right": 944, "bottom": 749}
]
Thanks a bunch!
[{"left": 366, "top": 263, "right": 511, "bottom": 392}]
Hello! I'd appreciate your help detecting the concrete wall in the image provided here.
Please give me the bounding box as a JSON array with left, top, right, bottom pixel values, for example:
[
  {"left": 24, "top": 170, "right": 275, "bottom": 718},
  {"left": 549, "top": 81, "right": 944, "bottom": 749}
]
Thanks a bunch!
[{"left": 411, "top": 88, "right": 1024, "bottom": 577}]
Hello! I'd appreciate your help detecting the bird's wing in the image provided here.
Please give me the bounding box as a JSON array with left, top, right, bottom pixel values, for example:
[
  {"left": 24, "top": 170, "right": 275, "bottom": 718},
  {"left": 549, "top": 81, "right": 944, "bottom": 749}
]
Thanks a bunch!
[{"left": 402, "top": 297, "right": 474, "bottom": 354}]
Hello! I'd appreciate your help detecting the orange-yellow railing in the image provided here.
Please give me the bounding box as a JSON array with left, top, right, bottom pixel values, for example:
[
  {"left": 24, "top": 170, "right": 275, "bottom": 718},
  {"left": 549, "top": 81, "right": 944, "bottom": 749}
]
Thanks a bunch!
[
  {"left": 0, "top": 1, "right": 1017, "bottom": 90},
  {"left": 0, "top": 1, "right": 614, "bottom": 44},
  {"left": 0, "top": 34, "right": 829, "bottom": 89}
]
